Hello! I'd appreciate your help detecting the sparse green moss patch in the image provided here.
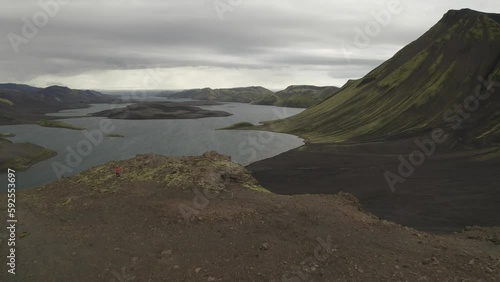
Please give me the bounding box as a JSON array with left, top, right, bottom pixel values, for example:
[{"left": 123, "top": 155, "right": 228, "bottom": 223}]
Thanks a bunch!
[
  {"left": 71, "top": 151, "right": 261, "bottom": 193},
  {"left": 0, "top": 98, "right": 14, "bottom": 106},
  {"left": 37, "top": 120, "right": 85, "bottom": 130},
  {"left": 378, "top": 50, "right": 429, "bottom": 88},
  {"left": 483, "top": 15, "right": 500, "bottom": 40},
  {"left": 220, "top": 122, "right": 254, "bottom": 130},
  {"left": 441, "top": 18, "right": 466, "bottom": 41},
  {"left": 430, "top": 54, "right": 444, "bottom": 73},
  {"left": 59, "top": 197, "right": 73, "bottom": 207},
  {"left": 19, "top": 232, "right": 31, "bottom": 239},
  {"left": 243, "top": 184, "right": 272, "bottom": 193},
  {"left": 0, "top": 133, "right": 15, "bottom": 144},
  {"left": 0, "top": 142, "right": 57, "bottom": 171},
  {"left": 414, "top": 62, "right": 457, "bottom": 107},
  {"left": 466, "top": 18, "right": 484, "bottom": 40}
]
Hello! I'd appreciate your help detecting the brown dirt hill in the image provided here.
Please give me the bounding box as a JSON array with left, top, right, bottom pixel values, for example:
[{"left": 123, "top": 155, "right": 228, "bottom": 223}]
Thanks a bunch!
[{"left": 0, "top": 152, "right": 499, "bottom": 281}]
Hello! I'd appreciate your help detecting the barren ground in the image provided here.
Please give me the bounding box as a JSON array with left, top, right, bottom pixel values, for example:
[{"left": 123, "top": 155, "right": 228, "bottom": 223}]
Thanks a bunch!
[{"left": 0, "top": 152, "right": 498, "bottom": 281}]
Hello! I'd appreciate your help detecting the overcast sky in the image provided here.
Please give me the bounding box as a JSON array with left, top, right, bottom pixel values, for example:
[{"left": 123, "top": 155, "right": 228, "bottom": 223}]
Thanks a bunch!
[{"left": 1, "top": 0, "right": 499, "bottom": 91}]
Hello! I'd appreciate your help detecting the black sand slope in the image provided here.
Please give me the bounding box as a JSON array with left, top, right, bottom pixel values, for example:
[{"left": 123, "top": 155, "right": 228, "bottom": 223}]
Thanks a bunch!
[{"left": 247, "top": 141, "right": 500, "bottom": 233}]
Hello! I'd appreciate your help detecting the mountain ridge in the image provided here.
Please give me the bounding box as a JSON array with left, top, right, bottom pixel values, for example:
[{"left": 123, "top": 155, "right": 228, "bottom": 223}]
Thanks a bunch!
[
  {"left": 163, "top": 85, "right": 341, "bottom": 108},
  {"left": 161, "top": 86, "right": 274, "bottom": 104},
  {"left": 0, "top": 84, "right": 115, "bottom": 125},
  {"left": 263, "top": 9, "right": 500, "bottom": 145}
]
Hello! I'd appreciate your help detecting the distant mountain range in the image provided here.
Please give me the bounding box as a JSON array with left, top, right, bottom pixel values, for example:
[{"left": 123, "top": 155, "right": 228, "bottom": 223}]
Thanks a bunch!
[
  {"left": 254, "top": 85, "right": 340, "bottom": 108},
  {"left": 266, "top": 9, "right": 500, "bottom": 146},
  {"left": 159, "top": 85, "right": 340, "bottom": 108},
  {"left": 162, "top": 86, "right": 274, "bottom": 103},
  {"left": 0, "top": 83, "right": 115, "bottom": 124},
  {"left": 0, "top": 82, "right": 341, "bottom": 125}
]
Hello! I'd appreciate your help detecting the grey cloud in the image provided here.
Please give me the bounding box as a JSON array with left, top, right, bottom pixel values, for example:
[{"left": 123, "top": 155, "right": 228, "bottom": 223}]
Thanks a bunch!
[{"left": 1, "top": 0, "right": 499, "bottom": 88}]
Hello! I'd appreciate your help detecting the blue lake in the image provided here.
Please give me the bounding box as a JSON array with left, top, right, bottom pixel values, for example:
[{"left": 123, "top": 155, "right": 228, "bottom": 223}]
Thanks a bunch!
[{"left": 0, "top": 100, "right": 304, "bottom": 190}]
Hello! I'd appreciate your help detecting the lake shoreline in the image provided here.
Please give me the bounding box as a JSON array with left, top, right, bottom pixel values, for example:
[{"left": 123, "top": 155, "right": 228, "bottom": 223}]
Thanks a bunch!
[{"left": 0, "top": 102, "right": 305, "bottom": 190}]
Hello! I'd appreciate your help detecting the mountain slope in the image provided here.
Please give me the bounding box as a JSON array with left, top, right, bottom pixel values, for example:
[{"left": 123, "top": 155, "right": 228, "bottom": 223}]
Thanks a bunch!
[
  {"left": 0, "top": 83, "right": 41, "bottom": 94},
  {"left": 267, "top": 9, "right": 500, "bottom": 145},
  {"left": 0, "top": 85, "right": 114, "bottom": 107}
]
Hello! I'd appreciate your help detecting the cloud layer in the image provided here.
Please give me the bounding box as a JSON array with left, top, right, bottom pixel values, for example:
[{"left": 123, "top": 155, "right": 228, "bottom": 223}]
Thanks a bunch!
[{"left": 1, "top": 0, "right": 499, "bottom": 90}]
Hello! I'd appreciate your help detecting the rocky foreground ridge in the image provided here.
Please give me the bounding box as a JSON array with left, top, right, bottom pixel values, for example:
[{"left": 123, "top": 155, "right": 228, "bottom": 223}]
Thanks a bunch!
[{"left": 0, "top": 152, "right": 498, "bottom": 281}]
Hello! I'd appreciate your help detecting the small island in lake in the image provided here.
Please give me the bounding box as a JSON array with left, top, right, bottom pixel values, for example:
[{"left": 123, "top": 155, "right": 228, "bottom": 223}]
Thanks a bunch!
[{"left": 91, "top": 101, "right": 232, "bottom": 120}]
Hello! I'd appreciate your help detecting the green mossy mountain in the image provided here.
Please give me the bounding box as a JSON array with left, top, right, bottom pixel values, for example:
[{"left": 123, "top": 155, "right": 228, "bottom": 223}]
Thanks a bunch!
[{"left": 265, "top": 9, "right": 500, "bottom": 145}]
